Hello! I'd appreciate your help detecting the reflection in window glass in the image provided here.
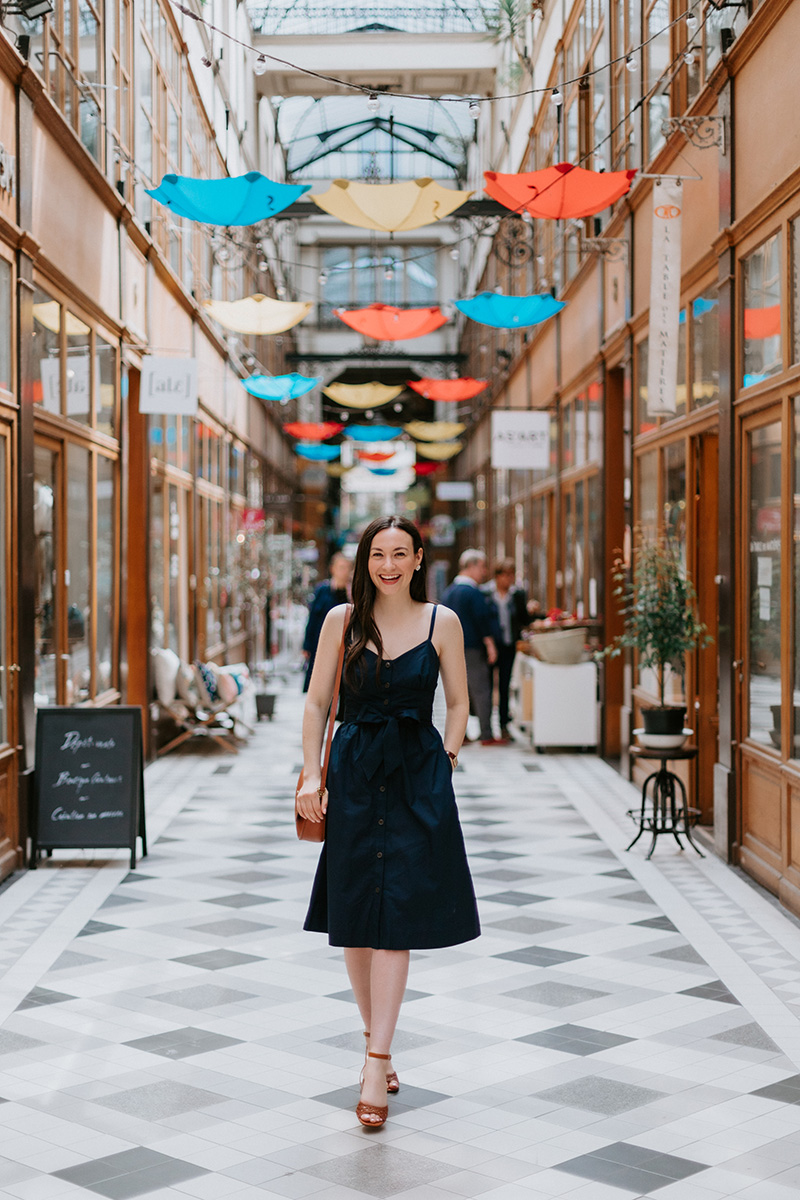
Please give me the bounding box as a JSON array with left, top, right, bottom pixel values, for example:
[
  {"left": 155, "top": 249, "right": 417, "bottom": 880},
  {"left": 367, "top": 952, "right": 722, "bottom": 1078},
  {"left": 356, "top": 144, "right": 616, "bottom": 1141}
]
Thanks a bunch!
[
  {"left": 743, "top": 233, "right": 782, "bottom": 387},
  {"left": 66, "top": 445, "right": 91, "bottom": 703},
  {"left": 96, "top": 455, "right": 115, "bottom": 693},
  {"left": 587, "top": 474, "right": 601, "bottom": 618},
  {"left": 0, "top": 259, "right": 10, "bottom": 393},
  {"left": 748, "top": 422, "right": 782, "bottom": 750},
  {"left": 32, "top": 291, "right": 61, "bottom": 414},
  {"left": 574, "top": 480, "right": 585, "bottom": 618},
  {"left": 793, "top": 399, "right": 800, "bottom": 759},
  {"left": 792, "top": 219, "right": 800, "bottom": 366},
  {"left": 530, "top": 493, "right": 549, "bottom": 607},
  {"left": 646, "top": 0, "right": 670, "bottom": 162},
  {"left": 96, "top": 333, "right": 116, "bottom": 434},
  {"left": 151, "top": 478, "right": 165, "bottom": 648},
  {"left": 563, "top": 489, "right": 575, "bottom": 614},
  {"left": 636, "top": 339, "right": 656, "bottom": 435},
  {"left": 587, "top": 382, "right": 603, "bottom": 463},
  {"left": 638, "top": 450, "right": 658, "bottom": 540},
  {"left": 65, "top": 311, "right": 92, "bottom": 425},
  {"left": 675, "top": 311, "right": 687, "bottom": 417},
  {"left": 34, "top": 445, "right": 58, "bottom": 706},
  {"left": 664, "top": 441, "right": 686, "bottom": 563},
  {"left": 574, "top": 394, "right": 587, "bottom": 467},
  {"left": 693, "top": 291, "right": 719, "bottom": 407},
  {"left": 0, "top": 440, "right": 6, "bottom": 742}
]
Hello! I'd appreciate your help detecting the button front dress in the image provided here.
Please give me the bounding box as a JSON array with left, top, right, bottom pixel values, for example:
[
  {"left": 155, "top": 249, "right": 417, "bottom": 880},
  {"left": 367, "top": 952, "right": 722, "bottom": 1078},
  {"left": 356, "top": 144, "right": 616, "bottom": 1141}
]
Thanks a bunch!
[{"left": 304, "top": 605, "right": 481, "bottom": 950}]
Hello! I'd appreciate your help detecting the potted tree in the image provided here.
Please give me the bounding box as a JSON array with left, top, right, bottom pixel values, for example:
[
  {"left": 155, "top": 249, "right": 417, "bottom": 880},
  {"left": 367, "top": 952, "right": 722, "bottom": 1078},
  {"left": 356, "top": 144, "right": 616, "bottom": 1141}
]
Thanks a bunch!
[{"left": 599, "top": 535, "right": 711, "bottom": 745}]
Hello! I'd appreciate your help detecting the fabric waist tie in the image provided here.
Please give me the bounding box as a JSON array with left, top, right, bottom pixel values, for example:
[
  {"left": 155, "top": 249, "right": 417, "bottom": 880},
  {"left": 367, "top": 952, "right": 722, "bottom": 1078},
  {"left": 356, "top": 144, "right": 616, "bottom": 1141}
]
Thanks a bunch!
[{"left": 345, "top": 709, "right": 432, "bottom": 782}]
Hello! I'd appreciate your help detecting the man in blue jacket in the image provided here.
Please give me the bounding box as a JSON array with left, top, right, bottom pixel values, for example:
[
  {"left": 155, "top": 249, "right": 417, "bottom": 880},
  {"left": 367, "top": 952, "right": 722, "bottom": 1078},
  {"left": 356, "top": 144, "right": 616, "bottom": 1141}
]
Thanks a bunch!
[
  {"left": 302, "top": 552, "right": 352, "bottom": 691},
  {"left": 442, "top": 549, "right": 502, "bottom": 745}
]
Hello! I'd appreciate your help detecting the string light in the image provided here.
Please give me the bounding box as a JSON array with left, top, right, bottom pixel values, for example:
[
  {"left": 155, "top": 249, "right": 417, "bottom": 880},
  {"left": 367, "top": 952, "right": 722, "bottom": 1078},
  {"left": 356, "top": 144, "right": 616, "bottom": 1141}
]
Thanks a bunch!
[
  {"left": 450, "top": 247, "right": 460, "bottom": 260},
  {"left": 685, "top": 11, "right": 699, "bottom": 33},
  {"left": 625, "top": 55, "right": 638, "bottom": 73},
  {"left": 468, "top": 100, "right": 480, "bottom": 118},
  {"left": 367, "top": 92, "right": 380, "bottom": 113},
  {"left": 683, "top": 48, "right": 696, "bottom": 65},
  {"left": 318, "top": 270, "right": 328, "bottom": 285},
  {"left": 550, "top": 89, "right": 563, "bottom": 107},
  {"left": 254, "top": 54, "right": 268, "bottom": 76},
  {"left": 384, "top": 262, "right": 394, "bottom": 281}
]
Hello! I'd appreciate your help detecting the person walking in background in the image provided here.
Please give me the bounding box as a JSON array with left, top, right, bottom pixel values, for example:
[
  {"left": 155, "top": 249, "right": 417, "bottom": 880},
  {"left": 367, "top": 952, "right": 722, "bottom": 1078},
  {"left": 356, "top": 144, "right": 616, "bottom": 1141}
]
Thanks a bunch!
[
  {"left": 297, "top": 515, "right": 479, "bottom": 1129},
  {"left": 302, "top": 552, "right": 352, "bottom": 692},
  {"left": 485, "top": 559, "right": 530, "bottom": 740},
  {"left": 441, "top": 549, "right": 502, "bottom": 745}
]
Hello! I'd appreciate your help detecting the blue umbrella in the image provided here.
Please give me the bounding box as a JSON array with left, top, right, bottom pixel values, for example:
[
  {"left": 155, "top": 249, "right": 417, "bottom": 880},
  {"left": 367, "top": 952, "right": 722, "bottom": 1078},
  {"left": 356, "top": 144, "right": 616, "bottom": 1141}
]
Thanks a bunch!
[
  {"left": 243, "top": 373, "right": 321, "bottom": 402},
  {"left": 346, "top": 425, "right": 403, "bottom": 442},
  {"left": 146, "top": 172, "right": 310, "bottom": 225},
  {"left": 368, "top": 467, "right": 398, "bottom": 475},
  {"left": 454, "top": 291, "right": 565, "bottom": 328},
  {"left": 295, "top": 443, "right": 340, "bottom": 461}
]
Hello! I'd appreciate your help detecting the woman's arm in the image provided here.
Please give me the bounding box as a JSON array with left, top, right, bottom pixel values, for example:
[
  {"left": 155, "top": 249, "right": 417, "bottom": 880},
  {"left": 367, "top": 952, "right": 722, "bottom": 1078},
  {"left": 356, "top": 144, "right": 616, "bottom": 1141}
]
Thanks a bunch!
[
  {"left": 435, "top": 606, "right": 470, "bottom": 756},
  {"left": 297, "top": 604, "right": 348, "bottom": 822}
]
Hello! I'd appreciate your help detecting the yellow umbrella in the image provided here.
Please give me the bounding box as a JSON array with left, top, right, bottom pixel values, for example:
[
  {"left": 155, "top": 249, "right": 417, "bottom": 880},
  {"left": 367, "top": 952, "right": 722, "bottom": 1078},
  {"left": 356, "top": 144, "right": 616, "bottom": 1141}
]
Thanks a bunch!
[
  {"left": 404, "top": 420, "right": 466, "bottom": 442},
  {"left": 415, "top": 440, "right": 463, "bottom": 460},
  {"left": 310, "top": 178, "right": 473, "bottom": 232},
  {"left": 322, "top": 382, "right": 404, "bottom": 410},
  {"left": 202, "top": 294, "right": 312, "bottom": 335},
  {"left": 325, "top": 463, "right": 352, "bottom": 477},
  {"left": 33, "top": 301, "right": 90, "bottom": 336}
]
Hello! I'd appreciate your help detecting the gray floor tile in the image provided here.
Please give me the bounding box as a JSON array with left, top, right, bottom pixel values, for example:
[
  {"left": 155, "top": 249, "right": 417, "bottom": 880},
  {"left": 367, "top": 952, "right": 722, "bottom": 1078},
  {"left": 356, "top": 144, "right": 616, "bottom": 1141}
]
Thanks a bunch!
[
  {"left": 150, "top": 984, "right": 257, "bottom": 1009},
  {"left": 171, "top": 950, "right": 264, "bottom": 970},
  {"left": 504, "top": 982, "right": 609, "bottom": 1007},
  {"left": 92, "top": 1080, "right": 227, "bottom": 1119},
  {"left": 536, "top": 1076, "right": 666, "bottom": 1114},
  {"left": 303, "top": 1146, "right": 457, "bottom": 1198}
]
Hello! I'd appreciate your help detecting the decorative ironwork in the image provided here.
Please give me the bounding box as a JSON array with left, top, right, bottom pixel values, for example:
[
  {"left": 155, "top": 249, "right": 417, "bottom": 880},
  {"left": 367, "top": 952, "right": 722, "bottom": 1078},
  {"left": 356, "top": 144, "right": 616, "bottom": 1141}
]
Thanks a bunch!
[
  {"left": 661, "top": 115, "right": 726, "bottom": 154},
  {"left": 493, "top": 216, "right": 534, "bottom": 269},
  {"left": 581, "top": 237, "right": 629, "bottom": 262}
]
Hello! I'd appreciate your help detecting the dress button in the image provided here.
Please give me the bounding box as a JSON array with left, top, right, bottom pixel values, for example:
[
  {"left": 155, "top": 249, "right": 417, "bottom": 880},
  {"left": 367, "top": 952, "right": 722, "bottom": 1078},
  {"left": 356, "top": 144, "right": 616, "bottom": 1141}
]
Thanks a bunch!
[
  {"left": 383, "top": 699, "right": 389, "bottom": 705},
  {"left": 378, "top": 818, "right": 384, "bottom": 825},
  {"left": 377, "top": 852, "right": 383, "bottom": 859},
  {"left": 385, "top": 683, "right": 390, "bottom": 689},
  {"left": 379, "top": 786, "right": 385, "bottom": 793},
  {"left": 375, "top": 887, "right": 380, "bottom": 893}
]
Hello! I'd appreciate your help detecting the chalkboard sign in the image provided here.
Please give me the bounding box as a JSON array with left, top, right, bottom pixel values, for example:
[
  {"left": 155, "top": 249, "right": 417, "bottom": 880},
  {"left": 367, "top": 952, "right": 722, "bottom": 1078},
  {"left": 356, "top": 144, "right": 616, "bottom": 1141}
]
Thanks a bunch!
[{"left": 32, "top": 707, "right": 147, "bottom": 869}]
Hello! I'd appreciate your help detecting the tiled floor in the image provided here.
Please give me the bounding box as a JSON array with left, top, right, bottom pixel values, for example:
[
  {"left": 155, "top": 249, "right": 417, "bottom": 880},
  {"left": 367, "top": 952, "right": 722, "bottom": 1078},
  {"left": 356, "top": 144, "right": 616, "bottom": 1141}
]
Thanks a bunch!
[{"left": 2, "top": 679, "right": 800, "bottom": 1198}]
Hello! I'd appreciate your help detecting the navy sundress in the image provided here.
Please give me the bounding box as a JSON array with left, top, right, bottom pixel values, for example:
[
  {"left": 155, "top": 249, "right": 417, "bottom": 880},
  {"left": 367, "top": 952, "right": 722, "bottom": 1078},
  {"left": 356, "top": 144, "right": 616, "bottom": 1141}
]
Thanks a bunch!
[{"left": 304, "top": 605, "right": 481, "bottom": 950}]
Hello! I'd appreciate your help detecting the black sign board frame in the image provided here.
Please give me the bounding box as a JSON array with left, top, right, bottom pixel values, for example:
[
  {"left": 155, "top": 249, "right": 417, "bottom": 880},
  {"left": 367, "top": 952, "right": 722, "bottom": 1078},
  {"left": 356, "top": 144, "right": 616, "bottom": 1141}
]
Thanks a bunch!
[{"left": 32, "top": 706, "right": 147, "bottom": 869}]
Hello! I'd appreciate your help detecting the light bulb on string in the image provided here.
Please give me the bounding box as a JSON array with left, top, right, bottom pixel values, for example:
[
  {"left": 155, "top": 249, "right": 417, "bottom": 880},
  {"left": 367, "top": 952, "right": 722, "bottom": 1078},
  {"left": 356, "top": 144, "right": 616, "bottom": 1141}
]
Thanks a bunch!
[
  {"left": 339, "top": 412, "right": 349, "bottom": 421},
  {"left": 384, "top": 262, "right": 394, "bottom": 281},
  {"left": 258, "top": 259, "right": 268, "bottom": 271},
  {"left": 276, "top": 285, "right": 286, "bottom": 297},
  {"left": 365, "top": 410, "right": 374, "bottom": 419},
  {"left": 685, "top": 10, "right": 699, "bottom": 32},
  {"left": 254, "top": 54, "right": 268, "bottom": 75},
  {"left": 367, "top": 92, "right": 380, "bottom": 113},
  {"left": 450, "top": 246, "right": 460, "bottom": 260},
  {"left": 625, "top": 55, "right": 638, "bottom": 72},
  {"left": 468, "top": 100, "right": 480, "bottom": 118},
  {"left": 550, "top": 88, "right": 563, "bottom": 107},
  {"left": 318, "top": 270, "right": 327, "bottom": 285},
  {"left": 683, "top": 48, "right": 696, "bottom": 65}
]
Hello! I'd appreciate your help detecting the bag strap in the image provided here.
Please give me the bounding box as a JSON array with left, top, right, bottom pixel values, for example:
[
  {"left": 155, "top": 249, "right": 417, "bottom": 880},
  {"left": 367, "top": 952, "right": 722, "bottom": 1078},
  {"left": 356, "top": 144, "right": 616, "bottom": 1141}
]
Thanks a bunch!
[{"left": 320, "top": 604, "right": 351, "bottom": 793}]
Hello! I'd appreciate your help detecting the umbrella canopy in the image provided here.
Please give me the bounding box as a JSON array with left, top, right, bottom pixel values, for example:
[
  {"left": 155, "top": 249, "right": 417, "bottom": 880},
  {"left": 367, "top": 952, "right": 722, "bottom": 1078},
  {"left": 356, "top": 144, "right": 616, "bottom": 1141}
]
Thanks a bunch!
[
  {"left": 32, "top": 301, "right": 90, "bottom": 336},
  {"left": 345, "top": 424, "right": 403, "bottom": 442},
  {"left": 310, "top": 178, "right": 472, "bottom": 232},
  {"left": 326, "top": 463, "right": 352, "bottom": 477},
  {"left": 357, "top": 450, "right": 396, "bottom": 462},
  {"left": 146, "top": 172, "right": 310, "bottom": 225},
  {"left": 335, "top": 304, "right": 447, "bottom": 341},
  {"left": 484, "top": 163, "right": 637, "bottom": 220},
  {"left": 322, "top": 381, "right": 404, "bottom": 410},
  {"left": 407, "top": 377, "right": 488, "bottom": 402},
  {"left": 368, "top": 467, "right": 399, "bottom": 476},
  {"left": 283, "top": 422, "right": 343, "bottom": 440},
  {"left": 455, "top": 291, "right": 564, "bottom": 329},
  {"left": 294, "top": 442, "right": 340, "bottom": 461},
  {"left": 744, "top": 305, "right": 781, "bottom": 339},
  {"left": 404, "top": 420, "right": 465, "bottom": 442},
  {"left": 414, "top": 461, "right": 444, "bottom": 476},
  {"left": 243, "top": 372, "right": 320, "bottom": 401},
  {"left": 415, "top": 440, "right": 463, "bottom": 460},
  {"left": 203, "top": 295, "right": 312, "bottom": 335}
]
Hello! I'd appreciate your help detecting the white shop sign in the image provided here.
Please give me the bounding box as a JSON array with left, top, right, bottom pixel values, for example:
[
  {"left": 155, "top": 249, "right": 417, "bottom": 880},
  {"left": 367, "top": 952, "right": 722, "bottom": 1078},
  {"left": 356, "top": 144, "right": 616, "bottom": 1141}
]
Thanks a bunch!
[
  {"left": 139, "top": 356, "right": 198, "bottom": 415},
  {"left": 646, "top": 180, "right": 683, "bottom": 416},
  {"left": 491, "top": 410, "right": 550, "bottom": 470},
  {"left": 436, "top": 481, "right": 474, "bottom": 501}
]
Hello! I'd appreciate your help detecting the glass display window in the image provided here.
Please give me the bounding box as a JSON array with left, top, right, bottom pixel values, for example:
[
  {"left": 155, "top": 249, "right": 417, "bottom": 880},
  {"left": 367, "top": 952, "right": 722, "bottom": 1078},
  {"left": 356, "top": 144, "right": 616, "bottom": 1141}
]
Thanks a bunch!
[
  {"left": 743, "top": 233, "right": 782, "bottom": 388},
  {"left": 747, "top": 420, "right": 782, "bottom": 750},
  {"left": 0, "top": 259, "right": 11, "bottom": 396},
  {"left": 692, "top": 291, "right": 719, "bottom": 408}
]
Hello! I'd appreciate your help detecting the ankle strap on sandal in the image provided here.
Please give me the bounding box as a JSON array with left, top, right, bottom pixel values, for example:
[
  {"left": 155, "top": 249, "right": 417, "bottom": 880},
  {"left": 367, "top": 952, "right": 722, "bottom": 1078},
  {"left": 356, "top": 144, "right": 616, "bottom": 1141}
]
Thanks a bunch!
[{"left": 368, "top": 1051, "right": 391, "bottom": 1060}]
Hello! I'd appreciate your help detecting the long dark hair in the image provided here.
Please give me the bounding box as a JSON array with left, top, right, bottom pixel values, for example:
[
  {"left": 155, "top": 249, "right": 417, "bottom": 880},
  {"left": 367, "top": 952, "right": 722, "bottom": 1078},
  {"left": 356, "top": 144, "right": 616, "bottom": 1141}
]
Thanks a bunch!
[{"left": 344, "top": 515, "right": 427, "bottom": 689}]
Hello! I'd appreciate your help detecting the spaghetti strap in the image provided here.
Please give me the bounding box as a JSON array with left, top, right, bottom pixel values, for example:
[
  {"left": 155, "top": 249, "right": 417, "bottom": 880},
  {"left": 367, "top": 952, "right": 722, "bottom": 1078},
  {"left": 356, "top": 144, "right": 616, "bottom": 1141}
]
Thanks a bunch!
[{"left": 427, "top": 604, "right": 438, "bottom": 641}]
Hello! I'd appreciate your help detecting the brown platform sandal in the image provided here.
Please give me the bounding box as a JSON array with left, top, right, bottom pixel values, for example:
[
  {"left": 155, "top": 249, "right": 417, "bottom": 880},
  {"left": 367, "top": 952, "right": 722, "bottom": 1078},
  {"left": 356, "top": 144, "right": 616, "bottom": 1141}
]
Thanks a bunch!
[
  {"left": 356, "top": 1052, "right": 390, "bottom": 1128},
  {"left": 363, "top": 1031, "right": 400, "bottom": 1093}
]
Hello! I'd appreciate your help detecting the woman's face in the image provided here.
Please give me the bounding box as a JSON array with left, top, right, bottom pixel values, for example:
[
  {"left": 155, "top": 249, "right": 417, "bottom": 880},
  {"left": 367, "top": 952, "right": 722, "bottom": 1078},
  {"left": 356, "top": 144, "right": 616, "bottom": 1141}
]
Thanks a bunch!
[{"left": 367, "top": 528, "right": 422, "bottom": 597}]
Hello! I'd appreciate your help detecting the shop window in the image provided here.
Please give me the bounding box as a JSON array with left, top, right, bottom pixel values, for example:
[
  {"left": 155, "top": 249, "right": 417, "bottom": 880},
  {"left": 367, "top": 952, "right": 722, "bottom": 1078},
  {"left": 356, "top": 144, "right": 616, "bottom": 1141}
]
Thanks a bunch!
[
  {"left": 561, "top": 401, "right": 572, "bottom": 469},
  {"left": 675, "top": 310, "right": 687, "bottom": 418},
  {"left": 692, "top": 291, "right": 719, "bottom": 407},
  {"left": 34, "top": 445, "right": 58, "bottom": 706},
  {"left": 96, "top": 455, "right": 115, "bottom": 693},
  {"left": 65, "top": 311, "right": 91, "bottom": 426},
  {"left": 645, "top": 0, "right": 670, "bottom": 163},
  {"left": 587, "top": 382, "right": 603, "bottom": 463},
  {"left": 529, "top": 493, "right": 550, "bottom": 609},
  {"left": 743, "top": 233, "right": 782, "bottom": 388},
  {"left": 636, "top": 338, "right": 655, "bottom": 435},
  {"left": 747, "top": 421, "right": 782, "bottom": 750},
  {"left": 150, "top": 478, "right": 165, "bottom": 647},
  {"left": 0, "top": 435, "right": 7, "bottom": 745},
  {"left": 574, "top": 394, "right": 587, "bottom": 468},
  {"left": 792, "top": 218, "right": 800, "bottom": 366},
  {"left": 66, "top": 445, "right": 91, "bottom": 703},
  {"left": 586, "top": 474, "right": 602, "bottom": 618},
  {"left": 574, "top": 479, "right": 585, "bottom": 618},
  {"left": 230, "top": 443, "right": 246, "bottom": 498},
  {"left": 32, "top": 290, "right": 61, "bottom": 415},
  {"left": 637, "top": 449, "right": 658, "bottom": 539},
  {"left": 663, "top": 441, "right": 687, "bottom": 566},
  {"left": 0, "top": 260, "right": 10, "bottom": 394},
  {"left": 96, "top": 334, "right": 116, "bottom": 435}
]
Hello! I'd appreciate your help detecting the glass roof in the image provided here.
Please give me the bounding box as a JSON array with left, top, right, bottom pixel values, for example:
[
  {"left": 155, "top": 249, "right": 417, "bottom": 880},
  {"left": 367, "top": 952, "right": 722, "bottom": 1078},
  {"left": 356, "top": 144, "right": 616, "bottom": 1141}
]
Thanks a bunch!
[
  {"left": 250, "top": 2, "right": 491, "bottom": 36},
  {"left": 279, "top": 95, "right": 474, "bottom": 183}
]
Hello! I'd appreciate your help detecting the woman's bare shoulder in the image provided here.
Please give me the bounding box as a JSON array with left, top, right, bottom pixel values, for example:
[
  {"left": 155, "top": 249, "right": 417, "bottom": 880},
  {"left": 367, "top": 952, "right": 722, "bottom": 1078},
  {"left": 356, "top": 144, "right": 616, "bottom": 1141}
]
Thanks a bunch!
[{"left": 434, "top": 605, "right": 463, "bottom": 640}]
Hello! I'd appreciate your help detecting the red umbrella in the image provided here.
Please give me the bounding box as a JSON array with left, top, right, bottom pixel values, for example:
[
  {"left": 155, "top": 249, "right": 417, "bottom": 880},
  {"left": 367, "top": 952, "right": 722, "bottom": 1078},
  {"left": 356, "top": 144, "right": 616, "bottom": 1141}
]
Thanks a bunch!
[
  {"left": 484, "top": 163, "right": 637, "bottom": 220},
  {"left": 407, "top": 377, "right": 489, "bottom": 403},
  {"left": 744, "top": 305, "right": 781, "bottom": 339},
  {"left": 414, "top": 461, "right": 444, "bottom": 476},
  {"left": 283, "top": 421, "right": 344, "bottom": 440},
  {"left": 357, "top": 450, "right": 396, "bottom": 462},
  {"left": 335, "top": 303, "right": 448, "bottom": 341}
]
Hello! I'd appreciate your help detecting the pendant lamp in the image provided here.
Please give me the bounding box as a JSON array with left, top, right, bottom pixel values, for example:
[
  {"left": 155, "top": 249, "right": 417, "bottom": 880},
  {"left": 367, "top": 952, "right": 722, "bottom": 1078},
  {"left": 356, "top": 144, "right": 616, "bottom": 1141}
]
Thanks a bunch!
[
  {"left": 322, "top": 382, "right": 404, "bottom": 410},
  {"left": 283, "top": 422, "right": 343, "bottom": 440},
  {"left": 146, "top": 172, "right": 310, "bottom": 225},
  {"left": 203, "top": 295, "right": 312, "bottom": 335},
  {"left": 404, "top": 420, "right": 466, "bottom": 442},
  {"left": 407, "top": 377, "right": 488, "bottom": 402},
  {"left": 415, "top": 441, "right": 463, "bottom": 460},
  {"left": 310, "top": 178, "right": 472, "bottom": 232},
  {"left": 335, "top": 304, "right": 447, "bottom": 341},
  {"left": 484, "top": 163, "right": 637, "bottom": 220},
  {"left": 455, "top": 291, "right": 564, "bottom": 328},
  {"left": 243, "top": 373, "right": 320, "bottom": 401},
  {"left": 294, "top": 442, "right": 340, "bottom": 461}
]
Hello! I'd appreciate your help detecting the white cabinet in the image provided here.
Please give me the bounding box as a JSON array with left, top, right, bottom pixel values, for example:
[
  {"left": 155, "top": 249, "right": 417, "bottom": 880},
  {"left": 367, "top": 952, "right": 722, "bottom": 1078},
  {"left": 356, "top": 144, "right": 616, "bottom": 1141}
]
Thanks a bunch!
[{"left": 515, "top": 657, "right": 598, "bottom": 750}]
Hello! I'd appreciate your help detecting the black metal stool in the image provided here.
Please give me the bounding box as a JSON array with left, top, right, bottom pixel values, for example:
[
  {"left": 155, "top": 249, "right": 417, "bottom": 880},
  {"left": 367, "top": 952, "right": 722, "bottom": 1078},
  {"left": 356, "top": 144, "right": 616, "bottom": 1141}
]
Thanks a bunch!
[{"left": 627, "top": 745, "right": 704, "bottom": 860}]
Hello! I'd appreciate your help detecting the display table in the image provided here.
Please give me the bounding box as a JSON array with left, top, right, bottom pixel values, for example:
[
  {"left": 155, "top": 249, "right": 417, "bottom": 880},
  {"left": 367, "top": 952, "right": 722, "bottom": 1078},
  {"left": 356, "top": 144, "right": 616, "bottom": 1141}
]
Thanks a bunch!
[
  {"left": 627, "top": 745, "right": 703, "bottom": 860},
  {"left": 514, "top": 656, "right": 598, "bottom": 750}
]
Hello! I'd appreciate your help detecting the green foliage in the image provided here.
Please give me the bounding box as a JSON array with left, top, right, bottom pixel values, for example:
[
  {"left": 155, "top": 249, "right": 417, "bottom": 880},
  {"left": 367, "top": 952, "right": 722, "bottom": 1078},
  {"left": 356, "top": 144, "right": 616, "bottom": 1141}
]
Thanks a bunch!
[
  {"left": 483, "top": 0, "right": 531, "bottom": 70},
  {"left": 598, "top": 536, "right": 712, "bottom": 706}
]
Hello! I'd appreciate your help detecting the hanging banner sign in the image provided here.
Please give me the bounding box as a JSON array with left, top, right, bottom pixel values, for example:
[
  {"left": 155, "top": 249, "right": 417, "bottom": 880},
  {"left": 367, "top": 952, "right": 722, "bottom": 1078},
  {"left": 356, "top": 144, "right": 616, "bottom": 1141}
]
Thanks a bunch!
[
  {"left": 646, "top": 180, "right": 683, "bottom": 416},
  {"left": 139, "top": 356, "right": 198, "bottom": 415},
  {"left": 491, "top": 410, "right": 550, "bottom": 469}
]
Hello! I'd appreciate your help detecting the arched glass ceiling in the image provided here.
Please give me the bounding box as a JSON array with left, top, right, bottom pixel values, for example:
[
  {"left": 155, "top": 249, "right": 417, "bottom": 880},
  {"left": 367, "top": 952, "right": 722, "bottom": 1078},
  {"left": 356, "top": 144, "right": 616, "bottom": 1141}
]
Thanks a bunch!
[
  {"left": 278, "top": 95, "right": 474, "bottom": 183},
  {"left": 251, "top": 2, "right": 490, "bottom": 36}
]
